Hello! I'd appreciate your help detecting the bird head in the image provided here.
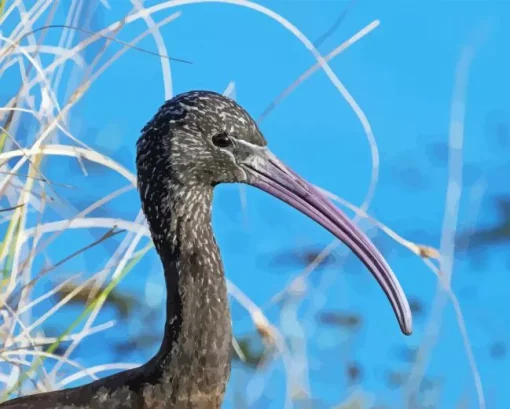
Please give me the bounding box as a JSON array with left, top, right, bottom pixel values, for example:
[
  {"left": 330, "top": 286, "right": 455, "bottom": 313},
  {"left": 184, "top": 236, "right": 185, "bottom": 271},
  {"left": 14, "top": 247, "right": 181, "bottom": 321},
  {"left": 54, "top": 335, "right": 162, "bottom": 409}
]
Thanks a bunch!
[{"left": 136, "top": 90, "right": 412, "bottom": 335}]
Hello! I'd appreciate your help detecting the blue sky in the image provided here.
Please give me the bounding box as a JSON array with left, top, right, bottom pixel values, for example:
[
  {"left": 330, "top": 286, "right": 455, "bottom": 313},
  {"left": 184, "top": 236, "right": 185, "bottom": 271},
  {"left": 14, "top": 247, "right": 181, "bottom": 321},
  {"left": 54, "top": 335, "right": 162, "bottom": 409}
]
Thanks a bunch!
[{"left": 2, "top": 1, "right": 510, "bottom": 408}]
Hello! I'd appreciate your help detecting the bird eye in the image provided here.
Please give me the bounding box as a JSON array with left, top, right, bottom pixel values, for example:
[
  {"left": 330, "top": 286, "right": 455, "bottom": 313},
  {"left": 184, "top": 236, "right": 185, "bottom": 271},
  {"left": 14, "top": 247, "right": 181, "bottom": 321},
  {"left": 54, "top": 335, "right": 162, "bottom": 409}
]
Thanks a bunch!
[{"left": 212, "top": 132, "right": 232, "bottom": 148}]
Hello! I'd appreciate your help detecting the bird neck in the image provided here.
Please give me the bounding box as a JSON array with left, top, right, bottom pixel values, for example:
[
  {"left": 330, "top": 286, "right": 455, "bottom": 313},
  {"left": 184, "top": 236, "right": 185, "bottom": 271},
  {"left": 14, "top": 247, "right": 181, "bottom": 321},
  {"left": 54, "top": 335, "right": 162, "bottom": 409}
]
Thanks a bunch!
[{"left": 142, "top": 181, "right": 232, "bottom": 405}]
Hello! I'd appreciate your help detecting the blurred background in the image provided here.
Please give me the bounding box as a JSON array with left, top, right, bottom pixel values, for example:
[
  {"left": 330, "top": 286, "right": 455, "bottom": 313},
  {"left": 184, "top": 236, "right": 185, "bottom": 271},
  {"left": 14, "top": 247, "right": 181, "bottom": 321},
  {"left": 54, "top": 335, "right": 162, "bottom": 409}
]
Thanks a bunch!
[{"left": 0, "top": 0, "right": 509, "bottom": 408}]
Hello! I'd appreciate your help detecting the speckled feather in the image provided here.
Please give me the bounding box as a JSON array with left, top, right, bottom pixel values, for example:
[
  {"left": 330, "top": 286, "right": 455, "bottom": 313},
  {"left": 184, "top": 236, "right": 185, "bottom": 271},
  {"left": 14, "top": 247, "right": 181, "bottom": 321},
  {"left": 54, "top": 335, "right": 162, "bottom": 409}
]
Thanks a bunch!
[{"left": 0, "top": 91, "right": 266, "bottom": 409}]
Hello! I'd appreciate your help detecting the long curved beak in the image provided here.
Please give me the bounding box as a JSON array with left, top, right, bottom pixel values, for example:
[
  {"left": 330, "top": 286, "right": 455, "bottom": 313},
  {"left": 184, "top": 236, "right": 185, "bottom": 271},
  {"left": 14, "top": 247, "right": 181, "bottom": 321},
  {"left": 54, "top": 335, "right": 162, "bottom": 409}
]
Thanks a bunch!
[{"left": 240, "top": 144, "right": 412, "bottom": 335}]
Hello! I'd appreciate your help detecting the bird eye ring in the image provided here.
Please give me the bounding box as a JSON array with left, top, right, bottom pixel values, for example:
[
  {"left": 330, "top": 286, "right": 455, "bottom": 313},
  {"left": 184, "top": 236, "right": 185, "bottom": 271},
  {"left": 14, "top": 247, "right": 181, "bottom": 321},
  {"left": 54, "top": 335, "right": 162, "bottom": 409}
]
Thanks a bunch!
[{"left": 212, "top": 132, "right": 232, "bottom": 148}]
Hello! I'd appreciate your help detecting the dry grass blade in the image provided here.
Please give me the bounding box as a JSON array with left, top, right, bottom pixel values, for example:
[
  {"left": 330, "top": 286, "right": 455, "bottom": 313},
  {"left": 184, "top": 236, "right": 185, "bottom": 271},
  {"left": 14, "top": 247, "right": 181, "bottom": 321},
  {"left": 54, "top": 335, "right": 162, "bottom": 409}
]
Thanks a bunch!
[
  {"left": 0, "top": 204, "right": 24, "bottom": 213},
  {"left": 9, "top": 228, "right": 124, "bottom": 301},
  {"left": 22, "top": 24, "right": 192, "bottom": 64},
  {"left": 318, "top": 187, "right": 440, "bottom": 260},
  {"left": 131, "top": 0, "right": 175, "bottom": 98},
  {"left": 257, "top": 20, "right": 380, "bottom": 122}
]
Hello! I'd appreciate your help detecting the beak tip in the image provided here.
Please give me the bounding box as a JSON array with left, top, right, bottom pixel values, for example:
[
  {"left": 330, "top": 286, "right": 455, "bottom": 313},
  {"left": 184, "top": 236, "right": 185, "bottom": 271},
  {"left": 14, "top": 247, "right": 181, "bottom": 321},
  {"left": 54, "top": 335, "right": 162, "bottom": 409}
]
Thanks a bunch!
[{"left": 401, "top": 314, "right": 413, "bottom": 336}]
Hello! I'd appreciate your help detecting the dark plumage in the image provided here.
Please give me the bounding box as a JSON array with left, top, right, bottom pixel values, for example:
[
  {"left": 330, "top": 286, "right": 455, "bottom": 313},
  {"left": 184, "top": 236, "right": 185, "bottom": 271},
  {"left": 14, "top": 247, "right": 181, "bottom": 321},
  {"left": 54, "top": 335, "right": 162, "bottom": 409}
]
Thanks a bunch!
[{"left": 0, "top": 91, "right": 412, "bottom": 409}]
